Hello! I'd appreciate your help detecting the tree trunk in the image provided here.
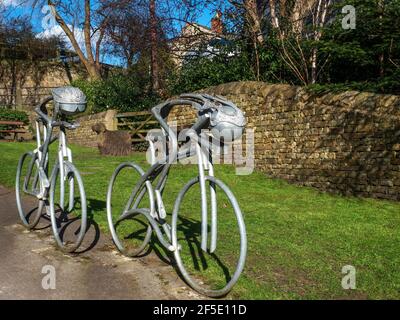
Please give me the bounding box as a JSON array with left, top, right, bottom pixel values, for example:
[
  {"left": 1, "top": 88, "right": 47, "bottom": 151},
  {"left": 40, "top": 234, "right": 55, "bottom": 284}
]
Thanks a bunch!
[
  {"left": 378, "top": 0, "right": 385, "bottom": 77},
  {"left": 84, "top": 0, "right": 95, "bottom": 66},
  {"left": 126, "top": 54, "right": 133, "bottom": 68},
  {"left": 269, "top": 0, "right": 281, "bottom": 36},
  {"left": 48, "top": 1, "right": 102, "bottom": 81},
  {"left": 150, "top": 0, "right": 160, "bottom": 94},
  {"left": 310, "top": 0, "right": 331, "bottom": 84},
  {"left": 311, "top": 47, "right": 317, "bottom": 84},
  {"left": 10, "top": 59, "right": 16, "bottom": 106},
  {"left": 244, "top": 0, "right": 264, "bottom": 45},
  {"left": 87, "top": 63, "right": 102, "bottom": 81},
  {"left": 292, "top": 0, "right": 318, "bottom": 35}
]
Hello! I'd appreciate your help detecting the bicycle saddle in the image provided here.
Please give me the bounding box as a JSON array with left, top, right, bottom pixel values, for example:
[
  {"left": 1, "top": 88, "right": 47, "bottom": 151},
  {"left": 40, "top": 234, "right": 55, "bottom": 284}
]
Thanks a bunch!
[{"left": 52, "top": 86, "right": 87, "bottom": 115}]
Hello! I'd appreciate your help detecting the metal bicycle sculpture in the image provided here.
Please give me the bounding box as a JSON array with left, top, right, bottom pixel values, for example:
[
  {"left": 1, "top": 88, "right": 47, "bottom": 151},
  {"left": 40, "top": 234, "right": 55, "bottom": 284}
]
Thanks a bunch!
[
  {"left": 15, "top": 87, "right": 88, "bottom": 253},
  {"left": 107, "top": 94, "right": 247, "bottom": 297}
]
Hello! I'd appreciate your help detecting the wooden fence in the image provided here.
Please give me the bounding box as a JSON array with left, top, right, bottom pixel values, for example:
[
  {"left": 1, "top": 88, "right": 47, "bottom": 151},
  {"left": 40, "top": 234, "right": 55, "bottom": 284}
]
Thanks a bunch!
[{"left": 116, "top": 110, "right": 158, "bottom": 143}]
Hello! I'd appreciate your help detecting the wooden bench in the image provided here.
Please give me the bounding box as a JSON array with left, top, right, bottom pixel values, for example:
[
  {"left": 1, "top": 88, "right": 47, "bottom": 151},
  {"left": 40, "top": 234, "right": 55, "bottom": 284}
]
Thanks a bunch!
[{"left": 0, "top": 120, "right": 27, "bottom": 141}]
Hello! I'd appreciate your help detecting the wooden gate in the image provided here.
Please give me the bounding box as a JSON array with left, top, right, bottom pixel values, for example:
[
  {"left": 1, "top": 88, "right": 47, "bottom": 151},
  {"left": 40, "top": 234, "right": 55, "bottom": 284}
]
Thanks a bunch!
[{"left": 116, "top": 111, "right": 158, "bottom": 143}]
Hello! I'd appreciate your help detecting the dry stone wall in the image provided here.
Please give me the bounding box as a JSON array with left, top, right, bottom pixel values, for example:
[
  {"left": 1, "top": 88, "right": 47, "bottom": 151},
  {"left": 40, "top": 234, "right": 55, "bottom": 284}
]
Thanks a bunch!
[
  {"left": 66, "top": 110, "right": 117, "bottom": 148},
  {"left": 168, "top": 81, "right": 400, "bottom": 201},
  {"left": 0, "top": 62, "right": 83, "bottom": 109},
  {"left": 62, "top": 81, "right": 400, "bottom": 200}
]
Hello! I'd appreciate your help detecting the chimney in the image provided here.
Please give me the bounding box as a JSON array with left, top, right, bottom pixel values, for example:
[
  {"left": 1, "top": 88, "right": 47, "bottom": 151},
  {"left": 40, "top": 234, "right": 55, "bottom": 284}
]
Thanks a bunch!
[{"left": 211, "top": 10, "right": 224, "bottom": 34}]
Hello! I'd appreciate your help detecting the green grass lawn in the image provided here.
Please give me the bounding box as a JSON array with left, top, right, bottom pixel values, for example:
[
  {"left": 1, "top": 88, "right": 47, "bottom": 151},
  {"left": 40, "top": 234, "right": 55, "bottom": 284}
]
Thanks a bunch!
[{"left": 1, "top": 142, "right": 400, "bottom": 299}]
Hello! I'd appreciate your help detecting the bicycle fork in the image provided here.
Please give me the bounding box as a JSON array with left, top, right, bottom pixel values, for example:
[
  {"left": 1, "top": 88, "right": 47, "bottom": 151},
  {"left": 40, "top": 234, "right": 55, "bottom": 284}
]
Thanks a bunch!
[
  {"left": 33, "top": 121, "right": 50, "bottom": 200},
  {"left": 58, "top": 129, "right": 74, "bottom": 212},
  {"left": 196, "top": 143, "right": 218, "bottom": 254}
]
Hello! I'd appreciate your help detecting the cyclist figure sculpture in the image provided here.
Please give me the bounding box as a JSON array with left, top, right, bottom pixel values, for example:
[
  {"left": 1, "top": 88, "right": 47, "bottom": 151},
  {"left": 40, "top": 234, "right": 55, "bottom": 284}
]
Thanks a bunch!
[
  {"left": 16, "top": 86, "right": 88, "bottom": 253},
  {"left": 107, "top": 93, "right": 247, "bottom": 297}
]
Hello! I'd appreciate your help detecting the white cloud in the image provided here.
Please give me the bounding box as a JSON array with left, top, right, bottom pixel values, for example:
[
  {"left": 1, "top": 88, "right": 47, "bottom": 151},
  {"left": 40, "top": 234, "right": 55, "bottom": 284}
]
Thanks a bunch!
[
  {"left": 38, "top": 24, "right": 85, "bottom": 45},
  {"left": 37, "top": 24, "right": 102, "bottom": 59}
]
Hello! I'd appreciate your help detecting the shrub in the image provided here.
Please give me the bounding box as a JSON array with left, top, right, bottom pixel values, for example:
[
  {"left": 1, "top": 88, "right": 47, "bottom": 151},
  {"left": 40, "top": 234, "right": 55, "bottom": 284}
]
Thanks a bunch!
[
  {"left": 72, "top": 73, "right": 161, "bottom": 114},
  {"left": 306, "top": 71, "right": 400, "bottom": 95},
  {"left": 0, "top": 108, "right": 29, "bottom": 138},
  {"left": 168, "top": 48, "right": 255, "bottom": 95},
  {"left": 0, "top": 108, "right": 29, "bottom": 123}
]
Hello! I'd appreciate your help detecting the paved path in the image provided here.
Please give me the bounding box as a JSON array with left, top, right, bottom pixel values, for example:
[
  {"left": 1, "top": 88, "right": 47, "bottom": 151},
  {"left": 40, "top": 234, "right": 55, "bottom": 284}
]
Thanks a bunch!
[{"left": 0, "top": 186, "right": 201, "bottom": 300}]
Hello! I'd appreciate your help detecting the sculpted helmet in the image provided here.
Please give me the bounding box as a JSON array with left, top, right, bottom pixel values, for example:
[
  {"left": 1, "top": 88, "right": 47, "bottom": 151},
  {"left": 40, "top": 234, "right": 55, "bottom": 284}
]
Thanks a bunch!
[
  {"left": 52, "top": 86, "right": 87, "bottom": 115},
  {"left": 179, "top": 93, "right": 246, "bottom": 143},
  {"left": 209, "top": 98, "right": 246, "bottom": 142}
]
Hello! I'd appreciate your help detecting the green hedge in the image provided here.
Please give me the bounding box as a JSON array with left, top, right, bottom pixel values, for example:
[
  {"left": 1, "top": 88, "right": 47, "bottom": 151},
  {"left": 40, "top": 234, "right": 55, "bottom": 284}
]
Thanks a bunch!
[
  {"left": 306, "top": 73, "right": 400, "bottom": 95},
  {"left": 72, "top": 74, "right": 161, "bottom": 113},
  {"left": 168, "top": 49, "right": 255, "bottom": 95},
  {"left": 0, "top": 108, "right": 29, "bottom": 137},
  {"left": 0, "top": 108, "right": 29, "bottom": 123}
]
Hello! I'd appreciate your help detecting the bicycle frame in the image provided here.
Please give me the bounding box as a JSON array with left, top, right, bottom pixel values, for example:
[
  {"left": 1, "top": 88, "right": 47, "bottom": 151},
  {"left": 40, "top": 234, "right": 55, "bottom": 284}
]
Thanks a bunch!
[
  {"left": 117, "top": 100, "right": 222, "bottom": 254},
  {"left": 117, "top": 145, "right": 215, "bottom": 253}
]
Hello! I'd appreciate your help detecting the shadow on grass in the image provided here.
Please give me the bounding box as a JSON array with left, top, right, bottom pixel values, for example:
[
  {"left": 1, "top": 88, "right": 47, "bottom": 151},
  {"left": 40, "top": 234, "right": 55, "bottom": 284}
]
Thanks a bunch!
[
  {"left": 116, "top": 213, "right": 232, "bottom": 290},
  {"left": 174, "top": 215, "right": 231, "bottom": 284}
]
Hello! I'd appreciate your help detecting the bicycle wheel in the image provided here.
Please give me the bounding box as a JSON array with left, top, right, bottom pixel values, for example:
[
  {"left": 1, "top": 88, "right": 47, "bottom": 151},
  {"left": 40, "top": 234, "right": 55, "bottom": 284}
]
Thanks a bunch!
[
  {"left": 15, "top": 151, "right": 45, "bottom": 229},
  {"left": 107, "top": 162, "right": 153, "bottom": 257},
  {"left": 172, "top": 176, "right": 247, "bottom": 297},
  {"left": 49, "top": 160, "right": 87, "bottom": 253}
]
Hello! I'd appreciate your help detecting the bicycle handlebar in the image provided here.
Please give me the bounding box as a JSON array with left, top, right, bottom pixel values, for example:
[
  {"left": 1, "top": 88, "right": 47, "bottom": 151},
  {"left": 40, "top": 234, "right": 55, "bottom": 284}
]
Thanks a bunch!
[
  {"left": 151, "top": 93, "right": 245, "bottom": 137},
  {"left": 150, "top": 96, "right": 214, "bottom": 134},
  {"left": 35, "top": 96, "right": 53, "bottom": 124},
  {"left": 34, "top": 96, "right": 79, "bottom": 130}
]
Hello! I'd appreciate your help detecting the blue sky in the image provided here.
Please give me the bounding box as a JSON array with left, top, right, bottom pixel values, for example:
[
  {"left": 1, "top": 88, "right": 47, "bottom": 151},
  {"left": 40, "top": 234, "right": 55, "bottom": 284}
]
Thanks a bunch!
[
  {"left": 2, "top": 0, "right": 216, "bottom": 66},
  {"left": 198, "top": 11, "right": 214, "bottom": 27}
]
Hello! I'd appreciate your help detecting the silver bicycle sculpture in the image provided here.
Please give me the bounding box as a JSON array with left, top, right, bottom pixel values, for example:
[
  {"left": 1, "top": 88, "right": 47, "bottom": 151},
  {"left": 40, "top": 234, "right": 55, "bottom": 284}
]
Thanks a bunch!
[
  {"left": 15, "top": 86, "right": 88, "bottom": 253},
  {"left": 107, "top": 94, "right": 247, "bottom": 297}
]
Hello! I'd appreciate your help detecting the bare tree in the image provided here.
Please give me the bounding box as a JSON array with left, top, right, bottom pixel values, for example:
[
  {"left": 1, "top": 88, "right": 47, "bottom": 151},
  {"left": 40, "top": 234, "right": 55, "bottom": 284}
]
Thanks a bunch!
[
  {"left": 30, "top": 0, "right": 131, "bottom": 80},
  {"left": 104, "top": 6, "right": 147, "bottom": 68},
  {"left": 220, "top": 0, "right": 266, "bottom": 80},
  {"left": 128, "top": 0, "right": 212, "bottom": 92},
  {"left": 242, "top": 0, "right": 266, "bottom": 45},
  {"left": 310, "top": 0, "right": 332, "bottom": 83},
  {"left": 241, "top": 0, "right": 266, "bottom": 80},
  {"left": 0, "top": 18, "right": 61, "bottom": 108},
  {"left": 268, "top": 0, "right": 332, "bottom": 84}
]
